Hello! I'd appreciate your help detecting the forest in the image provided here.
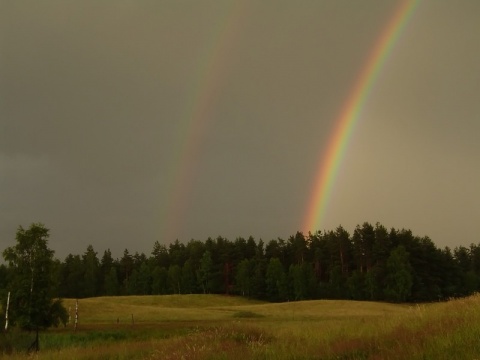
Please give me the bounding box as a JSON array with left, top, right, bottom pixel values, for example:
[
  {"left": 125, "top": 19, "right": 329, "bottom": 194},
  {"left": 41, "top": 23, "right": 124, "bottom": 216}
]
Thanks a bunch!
[{"left": 1, "top": 222, "right": 480, "bottom": 304}]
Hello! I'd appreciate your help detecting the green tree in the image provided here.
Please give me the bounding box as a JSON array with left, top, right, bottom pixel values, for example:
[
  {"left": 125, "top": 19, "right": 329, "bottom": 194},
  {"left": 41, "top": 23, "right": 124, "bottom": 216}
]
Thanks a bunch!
[
  {"left": 364, "top": 266, "right": 382, "bottom": 301},
  {"left": 151, "top": 266, "right": 168, "bottom": 294},
  {"left": 265, "top": 258, "right": 288, "bottom": 301},
  {"left": 328, "top": 265, "right": 345, "bottom": 299},
  {"left": 0, "top": 264, "right": 9, "bottom": 319},
  {"left": 454, "top": 246, "right": 475, "bottom": 296},
  {"left": 2, "top": 224, "right": 68, "bottom": 350},
  {"left": 439, "top": 247, "right": 459, "bottom": 299},
  {"left": 286, "top": 232, "right": 308, "bottom": 266},
  {"left": 151, "top": 241, "right": 170, "bottom": 268},
  {"left": 372, "top": 222, "right": 391, "bottom": 267},
  {"left": 99, "top": 249, "right": 115, "bottom": 295},
  {"left": 352, "top": 222, "right": 375, "bottom": 273},
  {"left": 235, "top": 259, "right": 252, "bottom": 296},
  {"left": 127, "top": 269, "right": 140, "bottom": 295},
  {"left": 249, "top": 240, "right": 267, "bottom": 299},
  {"left": 104, "top": 266, "right": 120, "bottom": 296},
  {"left": 0, "top": 263, "right": 8, "bottom": 292},
  {"left": 197, "top": 251, "right": 213, "bottom": 294},
  {"left": 181, "top": 259, "right": 197, "bottom": 294},
  {"left": 62, "top": 254, "right": 84, "bottom": 298},
  {"left": 82, "top": 245, "right": 99, "bottom": 297},
  {"left": 288, "top": 263, "right": 315, "bottom": 300},
  {"left": 168, "top": 265, "right": 182, "bottom": 294},
  {"left": 384, "top": 245, "right": 413, "bottom": 302},
  {"left": 347, "top": 270, "right": 366, "bottom": 300},
  {"left": 185, "top": 240, "right": 205, "bottom": 269},
  {"left": 169, "top": 240, "right": 187, "bottom": 267},
  {"left": 137, "top": 261, "right": 152, "bottom": 295},
  {"left": 119, "top": 249, "right": 133, "bottom": 294}
]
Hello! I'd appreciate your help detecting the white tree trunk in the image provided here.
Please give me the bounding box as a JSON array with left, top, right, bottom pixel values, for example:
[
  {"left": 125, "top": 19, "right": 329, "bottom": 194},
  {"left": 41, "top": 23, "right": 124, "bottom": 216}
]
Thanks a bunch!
[
  {"left": 4, "top": 291, "right": 10, "bottom": 331},
  {"left": 74, "top": 299, "right": 78, "bottom": 331}
]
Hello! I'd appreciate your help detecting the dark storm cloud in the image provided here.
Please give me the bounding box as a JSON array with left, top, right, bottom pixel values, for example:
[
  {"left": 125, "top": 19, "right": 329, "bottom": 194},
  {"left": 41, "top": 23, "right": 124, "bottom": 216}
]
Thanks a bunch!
[{"left": 1, "top": 1, "right": 479, "bottom": 258}]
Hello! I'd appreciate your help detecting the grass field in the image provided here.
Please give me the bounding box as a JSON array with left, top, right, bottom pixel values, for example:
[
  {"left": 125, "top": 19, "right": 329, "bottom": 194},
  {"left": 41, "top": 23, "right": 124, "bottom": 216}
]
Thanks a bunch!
[{"left": 2, "top": 294, "right": 480, "bottom": 359}]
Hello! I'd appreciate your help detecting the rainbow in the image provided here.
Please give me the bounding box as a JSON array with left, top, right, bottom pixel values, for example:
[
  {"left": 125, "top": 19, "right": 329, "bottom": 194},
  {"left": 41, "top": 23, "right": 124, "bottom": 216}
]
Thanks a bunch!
[
  {"left": 161, "top": 1, "right": 249, "bottom": 242},
  {"left": 303, "top": 0, "right": 419, "bottom": 234}
]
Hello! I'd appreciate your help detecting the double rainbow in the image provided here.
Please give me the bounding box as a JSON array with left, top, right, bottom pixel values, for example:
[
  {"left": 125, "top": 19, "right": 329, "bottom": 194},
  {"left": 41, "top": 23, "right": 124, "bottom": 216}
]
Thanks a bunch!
[{"left": 303, "top": 0, "right": 419, "bottom": 234}]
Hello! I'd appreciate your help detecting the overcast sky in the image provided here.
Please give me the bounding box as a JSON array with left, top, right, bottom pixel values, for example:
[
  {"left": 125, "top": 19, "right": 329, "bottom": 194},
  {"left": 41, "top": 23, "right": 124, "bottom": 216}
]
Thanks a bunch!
[{"left": 1, "top": 1, "right": 479, "bottom": 259}]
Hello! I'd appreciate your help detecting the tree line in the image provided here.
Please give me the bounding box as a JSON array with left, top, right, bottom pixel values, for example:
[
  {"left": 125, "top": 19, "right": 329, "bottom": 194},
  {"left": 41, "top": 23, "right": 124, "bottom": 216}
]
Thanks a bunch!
[{"left": 2, "top": 221, "right": 480, "bottom": 307}]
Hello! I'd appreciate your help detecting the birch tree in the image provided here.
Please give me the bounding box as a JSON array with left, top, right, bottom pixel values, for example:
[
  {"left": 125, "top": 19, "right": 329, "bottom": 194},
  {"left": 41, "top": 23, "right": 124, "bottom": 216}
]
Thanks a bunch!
[{"left": 2, "top": 224, "right": 67, "bottom": 349}]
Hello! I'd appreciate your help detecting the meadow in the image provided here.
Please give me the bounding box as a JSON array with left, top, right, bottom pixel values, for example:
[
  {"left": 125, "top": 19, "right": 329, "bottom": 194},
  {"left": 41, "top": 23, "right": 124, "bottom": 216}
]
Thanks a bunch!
[{"left": 2, "top": 294, "right": 480, "bottom": 359}]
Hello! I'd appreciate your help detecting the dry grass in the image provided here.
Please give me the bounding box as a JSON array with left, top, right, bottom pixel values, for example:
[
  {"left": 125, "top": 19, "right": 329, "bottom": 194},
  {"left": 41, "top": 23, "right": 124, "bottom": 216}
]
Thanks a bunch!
[
  {"left": 3, "top": 294, "right": 480, "bottom": 359},
  {"left": 61, "top": 295, "right": 265, "bottom": 324}
]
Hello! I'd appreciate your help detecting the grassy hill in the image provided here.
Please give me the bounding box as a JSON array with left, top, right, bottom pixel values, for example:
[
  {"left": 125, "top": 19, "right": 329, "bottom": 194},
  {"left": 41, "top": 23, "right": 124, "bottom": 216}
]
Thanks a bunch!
[
  {"left": 61, "top": 294, "right": 265, "bottom": 323},
  {"left": 60, "top": 295, "right": 405, "bottom": 324},
  {"left": 2, "top": 294, "right": 480, "bottom": 359}
]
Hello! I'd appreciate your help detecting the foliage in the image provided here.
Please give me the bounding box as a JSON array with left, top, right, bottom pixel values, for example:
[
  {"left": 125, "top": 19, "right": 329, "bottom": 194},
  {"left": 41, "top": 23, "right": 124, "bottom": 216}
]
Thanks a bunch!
[
  {"left": 384, "top": 245, "right": 413, "bottom": 302},
  {"left": 197, "top": 250, "right": 213, "bottom": 294},
  {"left": 5, "top": 221, "right": 480, "bottom": 304},
  {"left": 2, "top": 223, "right": 68, "bottom": 331},
  {"left": 265, "top": 258, "right": 288, "bottom": 301}
]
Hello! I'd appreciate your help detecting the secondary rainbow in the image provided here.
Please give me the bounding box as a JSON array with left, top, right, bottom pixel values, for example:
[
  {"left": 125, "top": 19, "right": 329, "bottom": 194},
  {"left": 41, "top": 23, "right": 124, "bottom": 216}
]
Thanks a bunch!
[
  {"left": 161, "top": 1, "right": 249, "bottom": 242},
  {"left": 303, "top": 0, "right": 419, "bottom": 234}
]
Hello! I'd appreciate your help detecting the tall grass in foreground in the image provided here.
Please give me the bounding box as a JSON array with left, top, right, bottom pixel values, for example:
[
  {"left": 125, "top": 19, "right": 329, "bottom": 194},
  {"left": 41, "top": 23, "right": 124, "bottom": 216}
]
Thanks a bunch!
[{"left": 2, "top": 294, "right": 480, "bottom": 359}]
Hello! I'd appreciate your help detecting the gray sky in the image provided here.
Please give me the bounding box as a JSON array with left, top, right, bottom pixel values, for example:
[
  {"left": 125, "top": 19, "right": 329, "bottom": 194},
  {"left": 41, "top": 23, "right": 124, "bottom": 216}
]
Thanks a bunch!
[{"left": 1, "top": 1, "right": 479, "bottom": 259}]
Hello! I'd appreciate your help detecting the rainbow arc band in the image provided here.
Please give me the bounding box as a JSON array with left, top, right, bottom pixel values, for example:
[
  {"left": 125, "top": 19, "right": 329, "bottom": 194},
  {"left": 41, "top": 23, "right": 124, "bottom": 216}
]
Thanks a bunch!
[
  {"left": 303, "top": 0, "right": 419, "bottom": 234},
  {"left": 162, "top": 1, "right": 249, "bottom": 242}
]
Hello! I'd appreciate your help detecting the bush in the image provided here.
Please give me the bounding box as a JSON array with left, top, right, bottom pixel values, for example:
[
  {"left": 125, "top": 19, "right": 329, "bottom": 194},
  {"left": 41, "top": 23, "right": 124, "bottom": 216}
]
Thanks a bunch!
[{"left": 0, "top": 330, "right": 37, "bottom": 355}]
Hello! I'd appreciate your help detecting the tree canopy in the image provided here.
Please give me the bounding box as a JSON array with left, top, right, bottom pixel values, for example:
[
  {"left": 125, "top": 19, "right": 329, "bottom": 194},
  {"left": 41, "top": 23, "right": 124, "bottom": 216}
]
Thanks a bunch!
[
  {"left": 1, "top": 222, "right": 480, "bottom": 306},
  {"left": 2, "top": 223, "right": 67, "bottom": 335}
]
